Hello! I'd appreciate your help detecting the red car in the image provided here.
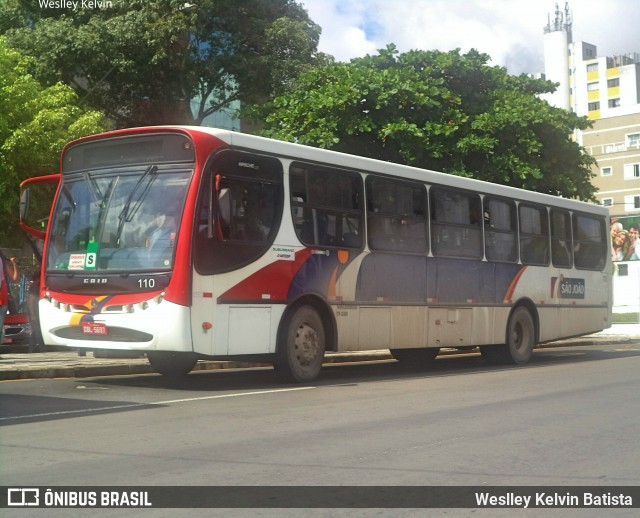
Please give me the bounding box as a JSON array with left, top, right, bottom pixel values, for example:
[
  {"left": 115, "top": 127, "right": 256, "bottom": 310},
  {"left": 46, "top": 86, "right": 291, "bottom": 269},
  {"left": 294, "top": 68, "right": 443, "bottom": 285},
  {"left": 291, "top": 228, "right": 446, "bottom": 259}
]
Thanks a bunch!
[{"left": 2, "top": 313, "right": 32, "bottom": 347}]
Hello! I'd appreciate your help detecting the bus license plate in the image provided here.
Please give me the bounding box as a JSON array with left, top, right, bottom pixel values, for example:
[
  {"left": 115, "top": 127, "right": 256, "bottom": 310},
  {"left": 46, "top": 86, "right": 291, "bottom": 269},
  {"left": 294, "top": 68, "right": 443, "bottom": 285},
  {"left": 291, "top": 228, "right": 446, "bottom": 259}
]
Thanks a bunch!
[{"left": 82, "top": 322, "right": 108, "bottom": 335}]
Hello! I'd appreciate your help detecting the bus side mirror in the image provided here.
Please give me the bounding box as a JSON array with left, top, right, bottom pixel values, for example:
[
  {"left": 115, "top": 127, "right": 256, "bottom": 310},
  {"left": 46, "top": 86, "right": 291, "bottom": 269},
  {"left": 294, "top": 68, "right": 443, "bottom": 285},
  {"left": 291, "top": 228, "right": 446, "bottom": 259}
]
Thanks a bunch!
[
  {"left": 20, "top": 188, "right": 30, "bottom": 221},
  {"left": 19, "top": 174, "right": 61, "bottom": 240}
]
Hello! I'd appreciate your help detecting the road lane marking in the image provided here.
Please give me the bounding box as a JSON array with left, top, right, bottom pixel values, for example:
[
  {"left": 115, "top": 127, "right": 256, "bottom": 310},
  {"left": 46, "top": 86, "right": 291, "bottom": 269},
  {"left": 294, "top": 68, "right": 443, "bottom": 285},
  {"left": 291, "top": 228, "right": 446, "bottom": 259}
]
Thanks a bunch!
[
  {"left": 0, "top": 403, "right": 146, "bottom": 422},
  {"left": 154, "top": 386, "right": 315, "bottom": 405},
  {"left": 0, "top": 386, "right": 316, "bottom": 422}
]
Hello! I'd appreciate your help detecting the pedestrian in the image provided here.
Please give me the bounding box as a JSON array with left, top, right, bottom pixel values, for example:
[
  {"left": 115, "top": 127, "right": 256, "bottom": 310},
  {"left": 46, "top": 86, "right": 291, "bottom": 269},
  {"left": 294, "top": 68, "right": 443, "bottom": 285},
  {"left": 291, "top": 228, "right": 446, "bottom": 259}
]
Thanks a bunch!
[{"left": 0, "top": 251, "right": 20, "bottom": 346}]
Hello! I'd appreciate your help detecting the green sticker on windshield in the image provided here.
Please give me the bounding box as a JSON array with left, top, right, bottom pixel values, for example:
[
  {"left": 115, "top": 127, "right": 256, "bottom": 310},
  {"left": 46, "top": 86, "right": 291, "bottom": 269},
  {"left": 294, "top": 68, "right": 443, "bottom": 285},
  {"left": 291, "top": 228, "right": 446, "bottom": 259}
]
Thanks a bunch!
[{"left": 85, "top": 241, "right": 99, "bottom": 270}]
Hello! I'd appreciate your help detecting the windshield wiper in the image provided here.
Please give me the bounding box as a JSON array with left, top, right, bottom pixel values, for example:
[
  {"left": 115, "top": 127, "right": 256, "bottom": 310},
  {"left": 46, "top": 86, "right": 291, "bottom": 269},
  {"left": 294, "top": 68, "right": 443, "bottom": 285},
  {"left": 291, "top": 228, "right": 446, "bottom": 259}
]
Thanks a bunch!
[
  {"left": 116, "top": 165, "right": 158, "bottom": 243},
  {"left": 83, "top": 171, "right": 103, "bottom": 203}
]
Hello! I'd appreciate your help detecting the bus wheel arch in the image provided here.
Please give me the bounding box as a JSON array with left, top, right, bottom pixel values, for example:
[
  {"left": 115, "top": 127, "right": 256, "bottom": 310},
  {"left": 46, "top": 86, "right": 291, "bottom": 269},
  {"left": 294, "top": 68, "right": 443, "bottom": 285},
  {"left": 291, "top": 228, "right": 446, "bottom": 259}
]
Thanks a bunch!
[{"left": 273, "top": 296, "right": 335, "bottom": 383}]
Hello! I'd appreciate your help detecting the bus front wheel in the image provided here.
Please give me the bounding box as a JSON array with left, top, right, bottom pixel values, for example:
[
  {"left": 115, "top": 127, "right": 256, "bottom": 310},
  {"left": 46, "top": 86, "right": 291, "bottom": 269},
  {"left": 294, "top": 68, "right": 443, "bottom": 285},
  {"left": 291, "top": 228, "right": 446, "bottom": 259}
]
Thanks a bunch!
[
  {"left": 274, "top": 305, "right": 325, "bottom": 383},
  {"left": 148, "top": 352, "right": 198, "bottom": 377}
]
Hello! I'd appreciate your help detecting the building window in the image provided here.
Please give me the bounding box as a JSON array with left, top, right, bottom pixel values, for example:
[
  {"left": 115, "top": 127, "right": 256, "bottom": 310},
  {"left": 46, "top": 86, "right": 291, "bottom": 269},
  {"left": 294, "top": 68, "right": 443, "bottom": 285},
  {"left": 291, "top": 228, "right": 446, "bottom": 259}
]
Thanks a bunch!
[
  {"left": 627, "top": 133, "right": 640, "bottom": 149},
  {"left": 587, "top": 82, "right": 599, "bottom": 91},
  {"left": 624, "top": 163, "right": 640, "bottom": 179},
  {"left": 587, "top": 63, "right": 598, "bottom": 73},
  {"left": 608, "top": 98, "right": 621, "bottom": 108},
  {"left": 624, "top": 195, "right": 640, "bottom": 211},
  {"left": 601, "top": 166, "right": 612, "bottom": 176},
  {"left": 588, "top": 102, "right": 600, "bottom": 111},
  {"left": 601, "top": 198, "right": 613, "bottom": 207},
  {"left": 607, "top": 78, "right": 620, "bottom": 88}
]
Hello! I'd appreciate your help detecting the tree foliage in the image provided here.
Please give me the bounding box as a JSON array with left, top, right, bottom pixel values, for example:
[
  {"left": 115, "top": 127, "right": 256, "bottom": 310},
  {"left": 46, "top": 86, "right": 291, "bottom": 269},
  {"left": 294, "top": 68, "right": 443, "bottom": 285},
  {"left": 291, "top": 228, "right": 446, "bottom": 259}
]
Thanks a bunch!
[
  {"left": 1, "top": 0, "right": 329, "bottom": 127},
  {"left": 251, "top": 45, "right": 597, "bottom": 200},
  {"left": 0, "top": 37, "right": 105, "bottom": 248}
]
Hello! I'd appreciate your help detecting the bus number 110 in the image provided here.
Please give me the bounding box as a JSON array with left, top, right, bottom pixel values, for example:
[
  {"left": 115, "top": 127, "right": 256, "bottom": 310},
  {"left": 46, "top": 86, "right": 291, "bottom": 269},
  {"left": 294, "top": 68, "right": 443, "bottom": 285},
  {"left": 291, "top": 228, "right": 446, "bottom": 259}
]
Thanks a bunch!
[{"left": 138, "top": 278, "right": 156, "bottom": 289}]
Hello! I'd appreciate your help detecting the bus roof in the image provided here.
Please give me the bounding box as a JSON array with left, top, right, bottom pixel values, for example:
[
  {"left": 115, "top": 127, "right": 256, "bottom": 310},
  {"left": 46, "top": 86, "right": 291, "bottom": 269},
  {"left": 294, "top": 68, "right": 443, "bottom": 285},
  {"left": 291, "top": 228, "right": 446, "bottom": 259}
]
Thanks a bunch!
[{"left": 82, "top": 125, "right": 610, "bottom": 217}]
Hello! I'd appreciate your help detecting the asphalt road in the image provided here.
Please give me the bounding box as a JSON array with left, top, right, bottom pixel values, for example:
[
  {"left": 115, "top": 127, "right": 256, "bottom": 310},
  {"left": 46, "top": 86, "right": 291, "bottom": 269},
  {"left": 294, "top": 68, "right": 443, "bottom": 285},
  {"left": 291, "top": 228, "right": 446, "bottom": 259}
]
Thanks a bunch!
[{"left": 2, "top": 342, "right": 640, "bottom": 517}]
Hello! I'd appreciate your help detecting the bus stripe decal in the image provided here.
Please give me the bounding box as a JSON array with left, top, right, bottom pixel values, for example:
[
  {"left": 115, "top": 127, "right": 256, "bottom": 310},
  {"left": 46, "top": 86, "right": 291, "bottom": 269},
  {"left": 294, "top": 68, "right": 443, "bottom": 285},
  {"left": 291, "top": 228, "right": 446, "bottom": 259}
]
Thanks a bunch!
[
  {"left": 218, "top": 249, "right": 313, "bottom": 301},
  {"left": 503, "top": 266, "right": 527, "bottom": 302}
]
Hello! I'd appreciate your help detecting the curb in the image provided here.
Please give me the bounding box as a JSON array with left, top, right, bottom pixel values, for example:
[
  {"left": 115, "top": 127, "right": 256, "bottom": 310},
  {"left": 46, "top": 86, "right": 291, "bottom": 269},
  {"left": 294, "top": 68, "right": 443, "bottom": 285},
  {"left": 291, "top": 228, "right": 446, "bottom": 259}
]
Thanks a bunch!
[{"left": 0, "top": 352, "right": 393, "bottom": 381}]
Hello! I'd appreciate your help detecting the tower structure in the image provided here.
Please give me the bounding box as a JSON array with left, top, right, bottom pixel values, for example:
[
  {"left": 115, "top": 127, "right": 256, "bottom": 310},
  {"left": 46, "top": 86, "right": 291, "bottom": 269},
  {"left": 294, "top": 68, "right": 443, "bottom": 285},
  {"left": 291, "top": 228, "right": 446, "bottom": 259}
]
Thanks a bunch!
[{"left": 543, "top": 2, "right": 572, "bottom": 110}]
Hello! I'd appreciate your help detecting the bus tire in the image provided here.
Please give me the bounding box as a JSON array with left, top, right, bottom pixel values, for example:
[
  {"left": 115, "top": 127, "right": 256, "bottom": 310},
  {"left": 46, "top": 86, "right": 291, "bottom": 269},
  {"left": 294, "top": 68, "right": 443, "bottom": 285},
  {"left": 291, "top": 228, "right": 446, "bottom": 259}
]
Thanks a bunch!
[
  {"left": 505, "top": 306, "right": 535, "bottom": 365},
  {"left": 148, "top": 352, "right": 198, "bottom": 377},
  {"left": 480, "top": 306, "right": 535, "bottom": 365},
  {"left": 274, "top": 305, "right": 325, "bottom": 383},
  {"left": 390, "top": 348, "right": 439, "bottom": 366}
]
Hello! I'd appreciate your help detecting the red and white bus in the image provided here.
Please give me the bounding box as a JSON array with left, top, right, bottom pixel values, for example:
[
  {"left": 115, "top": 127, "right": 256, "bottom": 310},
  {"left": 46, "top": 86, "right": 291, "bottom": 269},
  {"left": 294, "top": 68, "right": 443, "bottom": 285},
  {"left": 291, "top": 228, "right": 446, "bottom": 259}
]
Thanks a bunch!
[{"left": 20, "top": 126, "right": 612, "bottom": 381}]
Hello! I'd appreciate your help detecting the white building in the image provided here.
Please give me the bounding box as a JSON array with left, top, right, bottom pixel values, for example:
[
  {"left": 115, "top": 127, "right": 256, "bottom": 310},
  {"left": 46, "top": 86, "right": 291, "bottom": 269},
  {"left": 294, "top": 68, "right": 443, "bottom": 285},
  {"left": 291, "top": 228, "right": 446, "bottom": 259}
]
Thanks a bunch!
[
  {"left": 542, "top": 2, "right": 640, "bottom": 120},
  {"left": 542, "top": 2, "right": 640, "bottom": 324}
]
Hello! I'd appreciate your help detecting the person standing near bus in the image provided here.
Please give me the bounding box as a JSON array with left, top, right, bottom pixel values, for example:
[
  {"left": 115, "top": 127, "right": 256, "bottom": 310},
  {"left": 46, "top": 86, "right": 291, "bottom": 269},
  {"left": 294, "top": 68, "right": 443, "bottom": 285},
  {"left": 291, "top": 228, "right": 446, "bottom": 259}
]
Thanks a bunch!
[{"left": 0, "top": 251, "right": 20, "bottom": 345}]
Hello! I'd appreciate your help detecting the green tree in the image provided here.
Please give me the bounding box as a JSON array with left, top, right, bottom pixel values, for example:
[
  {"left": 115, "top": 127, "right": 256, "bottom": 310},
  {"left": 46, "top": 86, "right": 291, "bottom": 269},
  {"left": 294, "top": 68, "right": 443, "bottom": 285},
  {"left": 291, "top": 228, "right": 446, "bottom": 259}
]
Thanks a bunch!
[
  {"left": 251, "top": 45, "right": 596, "bottom": 200},
  {"left": 1, "top": 0, "right": 329, "bottom": 127},
  {"left": 0, "top": 37, "right": 105, "bottom": 248}
]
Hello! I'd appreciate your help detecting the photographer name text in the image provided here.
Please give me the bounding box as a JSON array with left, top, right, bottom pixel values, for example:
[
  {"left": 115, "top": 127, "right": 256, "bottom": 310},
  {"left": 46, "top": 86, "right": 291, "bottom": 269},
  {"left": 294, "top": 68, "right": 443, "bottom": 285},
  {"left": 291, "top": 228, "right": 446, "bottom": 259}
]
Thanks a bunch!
[
  {"left": 476, "top": 491, "right": 633, "bottom": 508},
  {"left": 39, "top": 0, "right": 113, "bottom": 10}
]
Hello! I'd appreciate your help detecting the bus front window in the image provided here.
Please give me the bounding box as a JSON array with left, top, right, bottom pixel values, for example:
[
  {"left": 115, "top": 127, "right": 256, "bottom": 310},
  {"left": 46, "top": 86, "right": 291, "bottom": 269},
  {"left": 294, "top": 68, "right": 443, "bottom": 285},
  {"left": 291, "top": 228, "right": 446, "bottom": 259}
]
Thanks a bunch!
[{"left": 47, "top": 169, "right": 191, "bottom": 272}]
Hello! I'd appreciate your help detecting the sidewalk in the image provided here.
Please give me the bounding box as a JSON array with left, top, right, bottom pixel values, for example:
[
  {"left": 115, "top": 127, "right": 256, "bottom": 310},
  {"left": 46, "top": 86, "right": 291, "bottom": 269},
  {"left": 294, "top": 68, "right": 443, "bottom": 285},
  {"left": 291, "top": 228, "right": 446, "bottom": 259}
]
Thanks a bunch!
[{"left": 1, "top": 325, "right": 638, "bottom": 381}]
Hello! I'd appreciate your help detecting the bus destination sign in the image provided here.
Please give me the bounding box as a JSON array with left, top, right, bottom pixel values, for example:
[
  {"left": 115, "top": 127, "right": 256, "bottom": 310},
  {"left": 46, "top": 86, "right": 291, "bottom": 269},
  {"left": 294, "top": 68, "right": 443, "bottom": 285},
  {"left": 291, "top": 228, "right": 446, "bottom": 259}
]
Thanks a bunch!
[{"left": 557, "top": 277, "right": 586, "bottom": 299}]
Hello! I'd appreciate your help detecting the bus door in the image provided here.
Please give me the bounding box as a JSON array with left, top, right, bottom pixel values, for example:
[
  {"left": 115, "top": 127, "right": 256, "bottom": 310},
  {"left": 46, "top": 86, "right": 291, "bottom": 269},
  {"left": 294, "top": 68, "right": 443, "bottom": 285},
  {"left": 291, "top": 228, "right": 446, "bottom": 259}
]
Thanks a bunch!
[{"left": 191, "top": 151, "right": 285, "bottom": 357}]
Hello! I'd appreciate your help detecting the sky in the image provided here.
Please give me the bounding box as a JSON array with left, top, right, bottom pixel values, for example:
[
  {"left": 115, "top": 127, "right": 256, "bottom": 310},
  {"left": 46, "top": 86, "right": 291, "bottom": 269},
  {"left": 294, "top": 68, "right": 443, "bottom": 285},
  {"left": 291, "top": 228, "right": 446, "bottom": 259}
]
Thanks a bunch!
[{"left": 300, "top": 0, "right": 640, "bottom": 75}]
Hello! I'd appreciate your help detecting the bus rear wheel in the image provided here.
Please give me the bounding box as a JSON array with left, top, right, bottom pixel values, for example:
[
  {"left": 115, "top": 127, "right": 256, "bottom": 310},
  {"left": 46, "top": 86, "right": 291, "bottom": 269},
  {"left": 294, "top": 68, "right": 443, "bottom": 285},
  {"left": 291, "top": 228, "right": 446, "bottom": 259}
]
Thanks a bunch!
[
  {"left": 480, "top": 306, "right": 535, "bottom": 365},
  {"left": 148, "top": 352, "right": 198, "bottom": 377},
  {"left": 390, "top": 347, "right": 439, "bottom": 367},
  {"left": 274, "top": 305, "right": 325, "bottom": 383}
]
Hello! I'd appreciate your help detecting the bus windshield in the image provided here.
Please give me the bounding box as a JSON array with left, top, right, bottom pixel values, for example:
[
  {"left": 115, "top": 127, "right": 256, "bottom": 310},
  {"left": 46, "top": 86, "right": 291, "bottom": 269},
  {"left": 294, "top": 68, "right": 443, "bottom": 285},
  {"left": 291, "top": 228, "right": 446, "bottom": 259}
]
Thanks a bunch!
[{"left": 47, "top": 167, "right": 191, "bottom": 272}]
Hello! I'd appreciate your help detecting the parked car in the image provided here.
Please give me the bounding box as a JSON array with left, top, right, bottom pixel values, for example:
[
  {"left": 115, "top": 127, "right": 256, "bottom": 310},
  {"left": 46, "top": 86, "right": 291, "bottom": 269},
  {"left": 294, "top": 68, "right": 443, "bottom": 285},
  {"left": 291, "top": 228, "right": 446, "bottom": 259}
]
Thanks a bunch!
[{"left": 2, "top": 312, "right": 32, "bottom": 348}]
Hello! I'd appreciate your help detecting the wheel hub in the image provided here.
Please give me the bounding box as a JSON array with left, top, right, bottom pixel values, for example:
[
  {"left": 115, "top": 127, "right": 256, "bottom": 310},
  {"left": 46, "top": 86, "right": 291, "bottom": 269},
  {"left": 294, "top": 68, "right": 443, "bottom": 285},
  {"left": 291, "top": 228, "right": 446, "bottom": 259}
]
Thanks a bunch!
[{"left": 294, "top": 323, "right": 318, "bottom": 365}]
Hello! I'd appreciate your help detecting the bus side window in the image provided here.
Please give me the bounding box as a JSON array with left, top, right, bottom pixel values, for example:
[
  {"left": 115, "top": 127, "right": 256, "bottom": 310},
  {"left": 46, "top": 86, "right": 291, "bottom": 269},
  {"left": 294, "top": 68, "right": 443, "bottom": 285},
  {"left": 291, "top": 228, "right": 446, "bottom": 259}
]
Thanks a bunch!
[
  {"left": 290, "top": 164, "right": 363, "bottom": 249},
  {"left": 194, "top": 151, "right": 283, "bottom": 274},
  {"left": 484, "top": 197, "right": 517, "bottom": 263},
  {"left": 519, "top": 204, "right": 549, "bottom": 266},
  {"left": 551, "top": 209, "right": 572, "bottom": 268},
  {"left": 573, "top": 214, "right": 607, "bottom": 270},
  {"left": 430, "top": 187, "right": 482, "bottom": 259},
  {"left": 366, "top": 177, "right": 428, "bottom": 254}
]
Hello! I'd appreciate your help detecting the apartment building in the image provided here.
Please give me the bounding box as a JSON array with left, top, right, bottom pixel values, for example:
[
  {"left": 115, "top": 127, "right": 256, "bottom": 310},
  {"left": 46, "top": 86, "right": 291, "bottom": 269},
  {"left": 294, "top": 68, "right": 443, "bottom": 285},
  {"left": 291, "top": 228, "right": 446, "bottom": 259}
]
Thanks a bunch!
[
  {"left": 543, "top": 2, "right": 640, "bottom": 218},
  {"left": 584, "top": 113, "right": 640, "bottom": 214}
]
